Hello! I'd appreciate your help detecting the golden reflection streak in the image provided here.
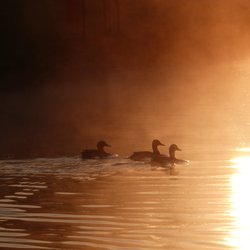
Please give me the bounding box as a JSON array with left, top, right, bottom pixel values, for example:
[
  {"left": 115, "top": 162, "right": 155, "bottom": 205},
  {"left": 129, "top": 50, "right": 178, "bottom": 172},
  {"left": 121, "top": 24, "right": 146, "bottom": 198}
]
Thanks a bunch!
[
  {"left": 226, "top": 153, "right": 250, "bottom": 250},
  {"left": 235, "top": 148, "right": 250, "bottom": 152}
]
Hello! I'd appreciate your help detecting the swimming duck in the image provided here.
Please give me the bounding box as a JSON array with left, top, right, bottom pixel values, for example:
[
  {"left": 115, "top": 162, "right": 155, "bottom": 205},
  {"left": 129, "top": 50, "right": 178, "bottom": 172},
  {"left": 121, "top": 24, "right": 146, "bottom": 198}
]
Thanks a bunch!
[
  {"left": 129, "top": 139, "right": 165, "bottom": 161},
  {"left": 151, "top": 144, "right": 189, "bottom": 167},
  {"left": 81, "top": 141, "right": 112, "bottom": 159}
]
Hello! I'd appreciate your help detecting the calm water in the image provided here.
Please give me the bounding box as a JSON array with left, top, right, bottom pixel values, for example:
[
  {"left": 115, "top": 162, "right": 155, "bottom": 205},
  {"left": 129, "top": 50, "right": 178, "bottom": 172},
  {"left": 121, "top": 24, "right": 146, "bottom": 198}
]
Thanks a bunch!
[{"left": 0, "top": 147, "right": 249, "bottom": 249}]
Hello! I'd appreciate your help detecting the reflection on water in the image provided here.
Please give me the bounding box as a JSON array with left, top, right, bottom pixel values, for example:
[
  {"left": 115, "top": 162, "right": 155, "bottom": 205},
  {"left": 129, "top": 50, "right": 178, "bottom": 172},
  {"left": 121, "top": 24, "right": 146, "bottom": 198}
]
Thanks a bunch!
[
  {"left": 228, "top": 155, "right": 250, "bottom": 250},
  {"left": 235, "top": 148, "right": 250, "bottom": 152},
  {"left": 0, "top": 150, "right": 248, "bottom": 249}
]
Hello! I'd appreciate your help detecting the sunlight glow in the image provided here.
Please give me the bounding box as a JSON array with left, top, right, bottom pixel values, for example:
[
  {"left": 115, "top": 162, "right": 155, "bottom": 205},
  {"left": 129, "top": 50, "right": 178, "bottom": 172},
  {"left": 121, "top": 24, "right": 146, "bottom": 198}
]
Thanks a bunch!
[
  {"left": 235, "top": 148, "right": 250, "bottom": 152},
  {"left": 226, "top": 156, "right": 250, "bottom": 250}
]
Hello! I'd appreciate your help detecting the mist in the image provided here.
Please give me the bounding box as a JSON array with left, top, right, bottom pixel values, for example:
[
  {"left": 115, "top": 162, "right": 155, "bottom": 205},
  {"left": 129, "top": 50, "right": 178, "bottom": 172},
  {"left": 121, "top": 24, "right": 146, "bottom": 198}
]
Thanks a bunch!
[{"left": 1, "top": 0, "right": 250, "bottom": 158}]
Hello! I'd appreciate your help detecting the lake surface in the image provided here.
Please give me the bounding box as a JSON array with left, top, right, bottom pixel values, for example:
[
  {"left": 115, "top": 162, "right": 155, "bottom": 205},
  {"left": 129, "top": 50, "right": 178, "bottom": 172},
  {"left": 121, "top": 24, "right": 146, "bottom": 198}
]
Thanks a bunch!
[{"left": 0, "top": 147, "right": 249, "bottom": 249}]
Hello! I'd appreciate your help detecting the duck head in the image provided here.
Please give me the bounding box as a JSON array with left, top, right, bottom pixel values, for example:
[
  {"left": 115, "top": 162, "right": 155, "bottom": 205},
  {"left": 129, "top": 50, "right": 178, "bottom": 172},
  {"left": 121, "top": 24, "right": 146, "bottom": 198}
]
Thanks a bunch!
[
  {"left": 152, "top": 139, "right": 165, "bottom": 153},
  {"left": 97, "top": 141, "right": 111, "bottom": 152},
  {"left": 169, "top": 144, "right": 181, "bottom": 158}
]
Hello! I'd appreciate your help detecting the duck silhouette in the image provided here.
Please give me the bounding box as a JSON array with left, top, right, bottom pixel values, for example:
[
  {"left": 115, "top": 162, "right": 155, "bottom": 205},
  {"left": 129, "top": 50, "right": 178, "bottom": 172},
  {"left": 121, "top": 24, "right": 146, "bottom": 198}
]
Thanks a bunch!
[
  {"left": 151, "top": 144, "right": 189, "bottom": 167},
  {"left": 129, "top": 139, "right": 165, "bottom": 161},
  {"left": 81, "top": 141, "right": 112, "bottom": 159}
]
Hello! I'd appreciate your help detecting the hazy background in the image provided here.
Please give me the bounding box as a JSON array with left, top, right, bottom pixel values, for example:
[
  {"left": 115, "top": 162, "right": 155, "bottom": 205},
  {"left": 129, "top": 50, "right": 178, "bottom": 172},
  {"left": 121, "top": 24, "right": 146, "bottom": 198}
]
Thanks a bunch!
[{"left": 1, "top": 0, "right": 250, "bottom": 158}]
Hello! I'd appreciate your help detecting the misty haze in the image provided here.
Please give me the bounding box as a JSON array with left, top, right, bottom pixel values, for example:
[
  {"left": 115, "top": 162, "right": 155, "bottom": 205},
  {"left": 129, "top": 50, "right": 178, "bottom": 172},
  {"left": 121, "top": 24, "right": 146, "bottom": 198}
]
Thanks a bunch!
[
  {"left": 1, "top": 1, "right": 250, "bottom": 249},
  {"left": 1, "top": 0, "right": 250, "bottom": 158}
]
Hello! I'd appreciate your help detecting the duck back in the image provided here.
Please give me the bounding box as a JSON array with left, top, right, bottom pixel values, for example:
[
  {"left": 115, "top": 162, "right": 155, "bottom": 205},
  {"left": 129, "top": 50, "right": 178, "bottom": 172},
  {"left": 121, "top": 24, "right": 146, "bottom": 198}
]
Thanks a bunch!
[
  {"left": 81, "top": 150, "right": 112, "bottom": 159},
  {"left": 81, "top": 149, "right": 99, "bottom": 159},
  {"left": 129, "top": 151, "right": 153, "bottom": 161},
  {"left": 130, "top": 139, "right": 165, "bottom": 161},
  {"left": 151, "top": 155, "right": 174, "bottom": 167}
]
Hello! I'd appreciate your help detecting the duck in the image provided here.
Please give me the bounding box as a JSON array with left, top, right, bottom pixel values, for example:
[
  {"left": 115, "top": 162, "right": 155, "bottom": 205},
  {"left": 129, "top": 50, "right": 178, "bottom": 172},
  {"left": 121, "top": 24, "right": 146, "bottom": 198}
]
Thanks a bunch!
[
  {"left": 129, "top": 139, "right": 165, "bottom": 161},
  {"left": 151, "top": 144, "right": 189, "bottom": 167},
  {"left": 81, "top": 140, "right": 112, "bottom": 159}
]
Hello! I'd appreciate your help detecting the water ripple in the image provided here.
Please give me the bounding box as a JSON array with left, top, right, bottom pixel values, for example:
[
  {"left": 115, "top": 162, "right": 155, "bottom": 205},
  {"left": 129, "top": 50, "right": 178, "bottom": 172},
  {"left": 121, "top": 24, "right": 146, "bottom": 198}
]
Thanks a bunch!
[{"left": 0, "top": 156, "right": 238, "bottom": 249}]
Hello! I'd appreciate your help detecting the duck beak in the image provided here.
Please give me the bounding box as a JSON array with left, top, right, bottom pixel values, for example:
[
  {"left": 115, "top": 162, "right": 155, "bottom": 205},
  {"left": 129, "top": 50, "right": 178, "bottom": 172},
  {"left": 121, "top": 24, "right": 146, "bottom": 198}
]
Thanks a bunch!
[
  {"left": 176, "top": 146, "right": 181, "bottom": 151},
  {"left": 105, "top": 143, "right": 111, "bottom": 147},
  {"left": 159, "top": 142, "right": 165, "bottom": 146}
]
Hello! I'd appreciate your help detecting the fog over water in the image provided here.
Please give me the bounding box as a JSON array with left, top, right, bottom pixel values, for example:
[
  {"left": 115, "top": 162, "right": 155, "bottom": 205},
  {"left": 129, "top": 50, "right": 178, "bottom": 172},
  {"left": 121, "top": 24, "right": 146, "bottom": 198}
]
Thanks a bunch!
[
  {"left": 1, "top": 0, "right": 250, "bottom": 157},
  {"left": 2, "top": 2, "right": 250, "bottom": 249}
]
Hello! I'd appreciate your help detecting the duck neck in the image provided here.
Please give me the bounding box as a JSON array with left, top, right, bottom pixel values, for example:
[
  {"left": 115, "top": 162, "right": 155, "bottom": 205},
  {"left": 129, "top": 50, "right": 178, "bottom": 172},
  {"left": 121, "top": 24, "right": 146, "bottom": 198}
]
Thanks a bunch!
[
  {"left": 98, "top": 146, "right": 106, "bottom": 154},
  {"left": 169, "top": 148, "right": 175, "bottom": 159},
  {"left": 152, "top": 144, "right": 160, "bottom": 154}
]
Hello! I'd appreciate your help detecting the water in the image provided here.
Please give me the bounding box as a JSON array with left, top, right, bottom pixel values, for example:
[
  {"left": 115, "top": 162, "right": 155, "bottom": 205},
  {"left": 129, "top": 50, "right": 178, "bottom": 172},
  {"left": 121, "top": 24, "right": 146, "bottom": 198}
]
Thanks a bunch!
[{"left": 0, "top": 148, "right": 248, "bottom": 250}]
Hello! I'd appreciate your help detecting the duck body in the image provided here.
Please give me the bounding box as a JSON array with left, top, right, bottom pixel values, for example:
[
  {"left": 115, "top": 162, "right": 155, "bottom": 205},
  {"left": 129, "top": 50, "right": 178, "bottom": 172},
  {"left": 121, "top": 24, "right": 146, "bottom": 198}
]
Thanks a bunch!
[
  {"left": 81, "top": 141, "right": 112, "bottom": 159},
  {"left": 129, "top": 151, "right": 154, "bottom": 161},
  {"left": 151, "top": 144, "right": 189, "bottom": 167},
  {"left": 81, "top": 150, "right": 111, "bottom": 159},
  {"left": 130, "top": 139, "right": 165, "bottom": 161}
]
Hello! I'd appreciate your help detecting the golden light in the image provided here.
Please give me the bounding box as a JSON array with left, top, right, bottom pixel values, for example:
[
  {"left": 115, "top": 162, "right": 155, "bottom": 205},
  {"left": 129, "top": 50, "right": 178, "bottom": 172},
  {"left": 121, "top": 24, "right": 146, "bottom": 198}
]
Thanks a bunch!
[
  {"left": 235, "top": 148, "right": 250, "bottom": 152},
  {"left": 226, "top": 154, "right": 250, "bottom": 249}
]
